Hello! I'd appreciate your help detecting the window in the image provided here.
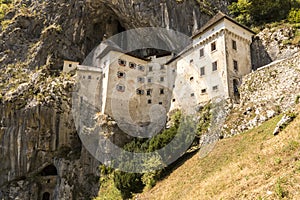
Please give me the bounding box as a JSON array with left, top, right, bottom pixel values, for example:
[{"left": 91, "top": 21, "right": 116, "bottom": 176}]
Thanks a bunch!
[
  {"left": 118, "top": 59, "right": 126, "bottom": 66},
  {"left": 191, "top": 93, "right": 195, "bottom": 97},
  {"left": 172, "top": 69, "right": 176, "bottom": 73},
  {"left": 160, "top": 88, "right": 164, "bottom": 94},
  {"left": 159, "top": 102, "right": 163, "bottom": 105},
  {"left": 116, "top": 84, "right": 125, "bottom": 92},
  {"left": 172, "top": 99, "right": 176, "bottom": 102},
  {"left": 232, "top": 40, "right": 237, "bottom": 50},
  {"left": 138, "top": 65, "right": 145, "bottom": 71},
  {"left": 149, "top": 66, "right": 153, "bottom": 72},
  {"left": 212, "top": 61, "right": 218, "bottom": 71},
  {"left": 88, "top": 75, "right": 92, "bottom": 79},
  {"left": 200, "top": 67, "right": 205, "bottom": 76},
  {"left": 117, "top": 71, "right": 125, "bottom": 78},
  {"left": 200, "top": 48, "right": 204, "bottom": 57},
  {"left": 190, "top": 59, "right": 193, "bottom": 64},
  {"left": 233, "top": 60, "right": 238, "bottom": 71},
  {"left": 160, "top": 77, "right": 164, "bottom": 82},
  {"left": 201, "top": 89, "right": 207, "bottom": 94},
  {"left": 136, "top": 89, "right": 144, "bottom": 95},
  {"left": 190, "top": 77, "right": 194, "bottom": 81},
  {"left": 213, "top": 85, "right": 218, "bottom": 91},
  {"left": 160, "top": 65, "right": 165, "bottom": 70},
  {"left": 97, "top": 77, "right": 99, "bottom": 80},
  {"left": 173, "top": 85, "right": 175, "bottom": 88},
  {"left": 146, "top": 89, "right": 152, "bottom": 96},
  {"left": 148, "top": 99, "right": 152, "bottom": 104},
  {"left": 148, "top": 77, "right": 152, "bottom": 83},
  {"left": 69, "top": 64, "right": 72, "bottom": 68},
  {"left": 83, "top": 76, "right": 85, "bottom": 79},
  {"left": 211, "top": 41, "right": 216, "bottom": 51},
  {"left": 129, "top": 62, "right": 136, "bottom": 69},
  {"left": 137, "top": 77, "right": 145, "bottom": 83}
]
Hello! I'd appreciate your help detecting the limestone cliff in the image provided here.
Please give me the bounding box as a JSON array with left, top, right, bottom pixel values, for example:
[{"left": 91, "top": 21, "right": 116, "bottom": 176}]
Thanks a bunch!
[{"left": 0, "top": 0, "right": 230, "bottom": 199}]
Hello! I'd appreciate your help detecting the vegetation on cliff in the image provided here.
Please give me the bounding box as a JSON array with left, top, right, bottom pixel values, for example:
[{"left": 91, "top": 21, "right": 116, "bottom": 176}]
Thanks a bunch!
[{"left": 229, "top": 0, "right": 300, "bottom": 26}]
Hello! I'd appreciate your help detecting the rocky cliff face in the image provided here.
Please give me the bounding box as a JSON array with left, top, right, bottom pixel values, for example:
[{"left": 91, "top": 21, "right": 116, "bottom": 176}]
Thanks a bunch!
[
  {"left": 0, "top": 0, "right": 230, "bottom": 199},
  {"left": 0, "top": 0, "right": 229, "bottom": 70}
]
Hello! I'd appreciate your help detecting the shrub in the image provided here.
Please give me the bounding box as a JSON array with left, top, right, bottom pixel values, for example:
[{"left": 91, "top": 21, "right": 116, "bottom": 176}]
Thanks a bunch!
[{"left": 288, "top": 8, "right": 300, "bottom": 23}]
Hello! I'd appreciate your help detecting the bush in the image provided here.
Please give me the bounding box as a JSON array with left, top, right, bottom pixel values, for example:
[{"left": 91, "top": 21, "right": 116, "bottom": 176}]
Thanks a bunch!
[
  {"left": 229, "top": 0, "right": 297, "bottom": 26},
  {"left": 288, "top": 8, "right": 300, "bottom": 23}
]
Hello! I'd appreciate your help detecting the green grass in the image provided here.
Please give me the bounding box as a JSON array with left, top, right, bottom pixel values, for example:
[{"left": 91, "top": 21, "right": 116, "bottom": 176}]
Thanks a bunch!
[{"left": 140, "top": 107, "right": 300, "bottom": 199}]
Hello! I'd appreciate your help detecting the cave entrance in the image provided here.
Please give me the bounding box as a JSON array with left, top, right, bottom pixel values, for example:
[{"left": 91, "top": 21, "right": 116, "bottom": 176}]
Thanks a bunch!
[
  {"left": 41, "top": 164, "right": 58, "bottom": 176},
  {"left": 42, "top": 192, "right": 50, "bottom": 200}
]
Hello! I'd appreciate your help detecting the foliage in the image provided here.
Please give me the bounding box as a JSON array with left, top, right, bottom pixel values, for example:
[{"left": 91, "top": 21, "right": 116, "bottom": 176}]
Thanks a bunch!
[
  {"left": 275, "top": 177, "right": 288, "bottom": 199},
  {"left": 197, "top": 103, "right": 211, "bottom": 137},
  {"left": 99, "top": 110, "right": 199, "bottom": 199},
  {"left": 0, "top": 0, "right": 12, "bottom": 21},
  {"left": 288, "top": 8, "right": 300, "bottom": 23},
  {"left": 229, "top": 0, "right": 300, "bottom": 26}
]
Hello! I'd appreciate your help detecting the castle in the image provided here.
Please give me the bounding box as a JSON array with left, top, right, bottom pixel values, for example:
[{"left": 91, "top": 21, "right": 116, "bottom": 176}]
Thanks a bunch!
[{"left": 71, "top": 12, "right": 255, "bottom": 125}]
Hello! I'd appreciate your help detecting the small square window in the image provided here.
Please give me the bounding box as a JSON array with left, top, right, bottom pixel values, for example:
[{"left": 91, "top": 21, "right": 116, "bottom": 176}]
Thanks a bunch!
[
  {"left": 233, "top": 60, "right": 238, "bottom": 71},
  {"left": 160, "top": 77, "right": 164, "bottom": 82},
  {"left": 83, "top": 76, "right": 85, "bottom": 79},
  {"left": 172, "top": 69, "right": 176, "bottom": 73},
  {"left": 117, "top": 71, "right": 125, "bottom": 78},
  {"left": 138, "top": 65, "right": 145, "bottom": 71},
  {"left": 160, "top": 88, "right": 164, "bottom": 94},
  {"left": 211, "top": 42, "right": 216, "bottom": 51},
  {"left": 148, "top": 99, "right": 152, "bottom": 104},
  {"left": 69, "top": 64, "right": 72, "bottom": 68},
  {"left": 129, "top": 62, "right": 136, "bottom": 69},
  {"left": 137, "top": 77, "right": 145, "bottom": 83},
  {"left": 172, "top": 99, "right": 176, "bottom": 102},
  {"left": 160, "top": 65, "right": 165, "bottom": 70},
  {"left": 147, "top": 89, "right": 152, "bottom": 96},
  {"left": 159, "top": 102, "right": 163, "bottom": 105},
  {"left": 201, "top": 89, "right": 207, "bottom": 94},
  {"left": 88, "top": 75, "right": 92, "bottom": 79},
  {"left": 191, "top": 93, "right": 195, "bottom": 97},
  {"left": 200, "top": 48, "right": 204, "bottom": 57},
  {"left": 118, "top": 59, "right": 126, "bottom": 66},
  {"left": 149, "top": 66, "right": 153, "bottom": 71},
  {"left": 116, "top": 84, "right": 125, "bottom": 92},
  {"left": 232, "top": 40, "right": 237, "bottom": 50},
  {"left": 200, "top": 67, "right": 205, "bottom": 76},
  {"left": 213, "top": 85, "right": 218, "bottom": 91},
  {"left": 212, "top": 61, "right": 218, "bottom": 71},
  {"left": 148, "top": 78, "right": 152, "bottom": 83},
  {"left": 136, "top": 89, "right": 144, "bottom": 95}
]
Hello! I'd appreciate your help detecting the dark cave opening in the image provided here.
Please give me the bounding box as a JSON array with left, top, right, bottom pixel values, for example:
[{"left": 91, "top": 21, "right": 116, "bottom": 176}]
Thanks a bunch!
[
  {"left": 40, "top": 164, "right": 58, "bottom": 176},
  {"left": 42, "top": 192, "right": 50, "bottom": 200}
]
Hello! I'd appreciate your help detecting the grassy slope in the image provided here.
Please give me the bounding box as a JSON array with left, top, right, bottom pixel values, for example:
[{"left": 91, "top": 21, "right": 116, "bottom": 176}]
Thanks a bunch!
[{"left": 140, "top": 107, "right": 300, "bottom": 200}]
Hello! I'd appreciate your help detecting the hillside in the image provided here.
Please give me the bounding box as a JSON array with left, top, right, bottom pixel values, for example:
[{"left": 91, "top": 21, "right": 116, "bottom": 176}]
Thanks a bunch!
[{"left": 140, "top": 106, "right": 300, "bottom": 199}]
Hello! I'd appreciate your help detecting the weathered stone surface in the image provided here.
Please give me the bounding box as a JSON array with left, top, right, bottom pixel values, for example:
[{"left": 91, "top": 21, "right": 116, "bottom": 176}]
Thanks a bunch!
[{"left": 222, "top": 52, "right": 300, "bottom": 137}]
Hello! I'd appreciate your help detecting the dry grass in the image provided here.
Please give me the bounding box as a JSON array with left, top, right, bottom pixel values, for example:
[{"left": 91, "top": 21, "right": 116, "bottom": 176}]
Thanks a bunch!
[{"left": 140, "top": 106, "right": 300, "bottom": 200}]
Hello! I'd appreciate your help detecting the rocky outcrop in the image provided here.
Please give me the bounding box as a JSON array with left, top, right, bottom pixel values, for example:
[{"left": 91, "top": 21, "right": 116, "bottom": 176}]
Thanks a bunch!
[
  {"left": 255, "top": 25, "right": 300, "bottom": 62},
  {"left": 0, "top": 68, "right": 100, "bottom": 199},
  {"left": 0, "top": 0, "right": 230, "bottom": 70},
  {"left": 222, "top": 52, "right": 300, "bottom": 137}
]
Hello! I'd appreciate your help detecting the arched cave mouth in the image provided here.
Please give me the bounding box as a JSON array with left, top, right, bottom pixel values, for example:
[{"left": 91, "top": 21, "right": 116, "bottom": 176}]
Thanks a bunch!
[{"left": 40, "top": 164, "right": 58, "bottom": 176}]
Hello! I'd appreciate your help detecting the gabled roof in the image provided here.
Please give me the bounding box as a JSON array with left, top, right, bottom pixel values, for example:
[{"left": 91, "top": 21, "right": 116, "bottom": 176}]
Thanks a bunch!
[{"left": 192, "top": 11, "right": 255, "bottom": 39}]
